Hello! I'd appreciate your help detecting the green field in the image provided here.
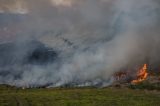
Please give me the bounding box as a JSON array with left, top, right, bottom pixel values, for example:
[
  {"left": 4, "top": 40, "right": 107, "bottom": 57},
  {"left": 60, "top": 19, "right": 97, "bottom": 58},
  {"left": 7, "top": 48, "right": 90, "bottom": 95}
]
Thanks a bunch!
[{"left": 0, "top": 85, "right": 160, "bottom": 106}]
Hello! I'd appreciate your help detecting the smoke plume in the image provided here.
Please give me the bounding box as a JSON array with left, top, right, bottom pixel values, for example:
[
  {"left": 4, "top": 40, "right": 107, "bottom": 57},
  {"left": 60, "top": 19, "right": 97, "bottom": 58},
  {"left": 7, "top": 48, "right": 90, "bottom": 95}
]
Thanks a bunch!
[{"left": 0, "top": 0, "right": 160, "bottom": 87}]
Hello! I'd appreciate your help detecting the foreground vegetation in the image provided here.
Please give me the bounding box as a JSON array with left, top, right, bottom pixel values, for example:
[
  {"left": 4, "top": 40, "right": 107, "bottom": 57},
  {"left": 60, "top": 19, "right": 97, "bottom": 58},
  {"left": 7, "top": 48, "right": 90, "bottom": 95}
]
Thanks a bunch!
[
  {"left": 130, "top": 82, "right": 160, "bottom": 90},
  {"left": 0, "top": 85, "right": 160, "bottom": 106}
]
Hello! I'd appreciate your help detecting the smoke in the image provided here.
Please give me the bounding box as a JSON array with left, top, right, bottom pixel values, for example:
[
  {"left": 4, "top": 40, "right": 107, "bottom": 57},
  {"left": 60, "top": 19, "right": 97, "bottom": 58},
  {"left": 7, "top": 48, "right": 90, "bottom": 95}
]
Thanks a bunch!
[
  {"left": 0, "top": 0, "right": 28, "bottom": 14},
  {"left": 0, "top": 0, "right": 160, "bottom": 87}
]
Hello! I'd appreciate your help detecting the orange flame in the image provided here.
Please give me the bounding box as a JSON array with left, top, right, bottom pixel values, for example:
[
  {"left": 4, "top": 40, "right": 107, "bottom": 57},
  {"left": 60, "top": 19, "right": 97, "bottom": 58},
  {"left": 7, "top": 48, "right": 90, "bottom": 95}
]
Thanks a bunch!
[{"left": 131, "top": 64, "right": 148, "bottom": 84}]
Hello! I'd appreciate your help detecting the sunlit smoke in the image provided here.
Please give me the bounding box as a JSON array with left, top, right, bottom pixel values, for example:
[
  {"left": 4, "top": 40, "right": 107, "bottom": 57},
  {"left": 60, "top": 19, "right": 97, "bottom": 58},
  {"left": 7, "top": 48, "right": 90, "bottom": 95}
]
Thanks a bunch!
[
  {"left": 50, "top": 0, "right": 74, "bottom": 7},
  {"left": 0, "top": 0, "right": 28, "bottom": 14}
]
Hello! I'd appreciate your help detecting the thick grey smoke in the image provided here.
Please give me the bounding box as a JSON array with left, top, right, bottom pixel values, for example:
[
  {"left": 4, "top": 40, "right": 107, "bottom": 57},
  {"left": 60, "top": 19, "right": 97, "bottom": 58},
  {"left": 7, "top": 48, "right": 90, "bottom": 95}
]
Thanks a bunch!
[{"left": 0, "top": 0, "right": 160, "bottom": 87}]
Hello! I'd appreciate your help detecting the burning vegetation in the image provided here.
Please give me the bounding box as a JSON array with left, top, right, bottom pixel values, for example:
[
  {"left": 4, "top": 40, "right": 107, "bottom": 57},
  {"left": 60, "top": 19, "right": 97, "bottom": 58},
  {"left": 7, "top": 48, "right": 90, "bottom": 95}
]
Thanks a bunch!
[
  {"left": 114, "top": 64, "right": 149, "bottom": 85},
  {"left": 131, "top": 64, "right": 148, "bottom": 84},
  {"left": 114, "top": 71, "right": 127, "bottom": 81}
]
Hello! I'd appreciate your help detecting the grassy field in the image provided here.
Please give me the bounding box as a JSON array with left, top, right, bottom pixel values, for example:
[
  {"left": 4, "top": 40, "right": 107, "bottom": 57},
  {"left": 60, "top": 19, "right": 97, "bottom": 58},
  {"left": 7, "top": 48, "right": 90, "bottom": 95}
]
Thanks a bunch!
[{"left": 0, "top": 85, "right": 160, "bottom": 106}]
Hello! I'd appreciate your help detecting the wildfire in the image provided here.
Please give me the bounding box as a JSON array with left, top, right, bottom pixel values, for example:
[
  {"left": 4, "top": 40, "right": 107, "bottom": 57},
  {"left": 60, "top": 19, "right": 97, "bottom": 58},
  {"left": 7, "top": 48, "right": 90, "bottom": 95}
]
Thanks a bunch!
[
  {"left": 131, "top": 64, "right": 148, "bottom": 84},
  {"left": 114, "top": 71, "right": 127, "bottom": 81}
]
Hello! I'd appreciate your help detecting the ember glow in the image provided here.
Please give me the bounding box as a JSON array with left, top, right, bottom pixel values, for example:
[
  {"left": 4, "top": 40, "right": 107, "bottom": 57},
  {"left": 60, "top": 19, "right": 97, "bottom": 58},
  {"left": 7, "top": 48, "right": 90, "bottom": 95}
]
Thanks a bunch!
[{"left": 131, "top": 64, "right": 148, "bottom": 84}]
